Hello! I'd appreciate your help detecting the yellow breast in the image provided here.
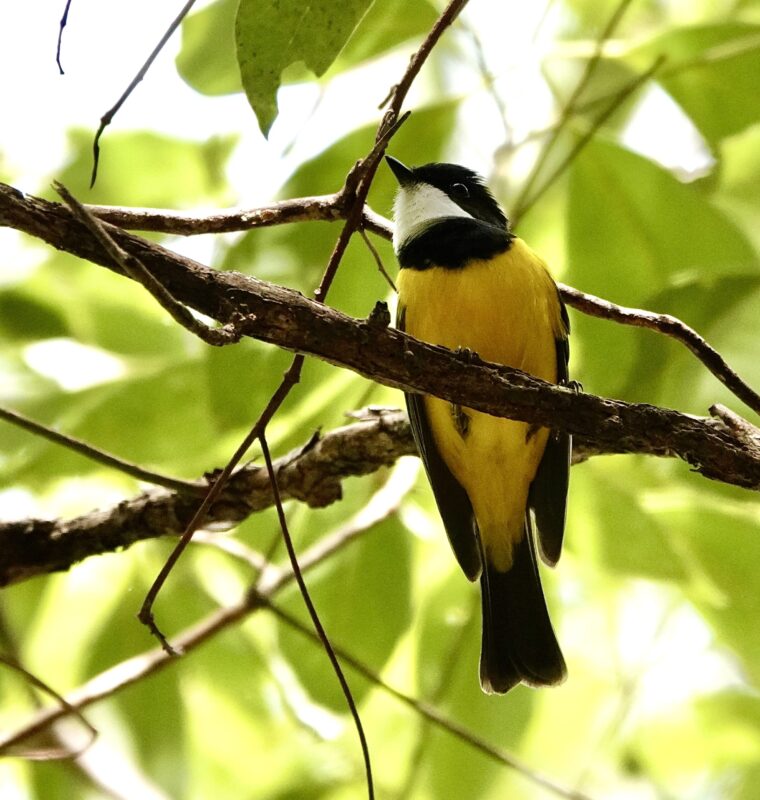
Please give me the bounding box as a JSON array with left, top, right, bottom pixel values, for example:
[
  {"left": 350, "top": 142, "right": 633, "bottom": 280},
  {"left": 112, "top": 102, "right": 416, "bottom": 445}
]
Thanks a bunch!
[{"left": 398, "top": 238, "right": 564, "bottom": 569}]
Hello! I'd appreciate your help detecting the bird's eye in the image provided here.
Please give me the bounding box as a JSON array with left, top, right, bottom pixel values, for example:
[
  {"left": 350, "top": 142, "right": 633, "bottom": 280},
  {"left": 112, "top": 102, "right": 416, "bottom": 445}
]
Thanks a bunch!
[{"left": 451, "top": 182, "right": 470, "bottom": 199}]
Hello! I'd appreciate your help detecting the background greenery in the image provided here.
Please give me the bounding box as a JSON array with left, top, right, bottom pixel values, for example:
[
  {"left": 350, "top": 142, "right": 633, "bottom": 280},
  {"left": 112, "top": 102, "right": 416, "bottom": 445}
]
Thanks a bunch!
[{"left": 2, "top": 0, "right": 760, "bottom": 798}]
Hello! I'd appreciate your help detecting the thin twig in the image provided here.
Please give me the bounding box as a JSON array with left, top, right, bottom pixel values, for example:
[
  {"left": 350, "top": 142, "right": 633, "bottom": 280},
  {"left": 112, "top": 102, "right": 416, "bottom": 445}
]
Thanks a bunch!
[
  {"left": 90, "top": 0, "right": 198, "bottom": 186},
  {"left": 514, "top": 55, "right": 665, "bottom": 222},
  {"left": 266, "top": 600, "right": 595, "bottom": 800},
  {"left": 359, "top": 228, "right": 396, "bottom": 292},
  {"left": 137, "top": 2, "right": 459, "bottom": 644},
  {"left": 511, "top": 0, "right": 634, "bottom": 219},
  {"left": 0, "top": 655, "right": 98, "bottom": 760},
  {"left": 55, "top": 181, "right": 241, "bottom": 346},
  {"left": 459, "top": 18, "right": 511, "bottom": 139},
  {"left": 137, "top": 359, "right": 303, "bottom": 653},
  {"left": 0, "top": 406, "right": 199, "bottom": 493},
  {"left": 313, "top": 108, "right": 411, "bottom": 304},
  {"left": 259, "top": 433, "right": 374, "bottom": 799},
  {"left": 56, "top": 0, "right": 74, "bottom": 74},
  {"left": 0, "top": 600, "right": 256, "bottom": 755},
  {"left": 561, "top": 283, "right": 760, "bottom": 418}
]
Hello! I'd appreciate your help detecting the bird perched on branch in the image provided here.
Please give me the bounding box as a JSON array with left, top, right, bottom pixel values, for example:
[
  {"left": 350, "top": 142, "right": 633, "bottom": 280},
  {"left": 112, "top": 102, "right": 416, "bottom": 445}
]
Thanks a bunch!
[{"left": 387, "top": 155, "right": 571, "bottom": 693}]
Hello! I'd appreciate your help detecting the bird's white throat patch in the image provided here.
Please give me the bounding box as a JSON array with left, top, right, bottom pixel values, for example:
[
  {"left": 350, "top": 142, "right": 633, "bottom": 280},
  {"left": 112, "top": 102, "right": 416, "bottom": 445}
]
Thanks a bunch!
[{"left": 392, "top": 183, "right": 473, "bottom": 252}]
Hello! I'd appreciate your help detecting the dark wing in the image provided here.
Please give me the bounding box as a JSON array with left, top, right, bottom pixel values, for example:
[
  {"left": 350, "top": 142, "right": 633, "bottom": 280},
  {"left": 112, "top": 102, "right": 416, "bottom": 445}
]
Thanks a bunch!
[
  {"left": 398, "top": 306, "right": 482, "bottom": 581},
  {"left": 529, "top": 296, "right": 571, "bottom": 567}
]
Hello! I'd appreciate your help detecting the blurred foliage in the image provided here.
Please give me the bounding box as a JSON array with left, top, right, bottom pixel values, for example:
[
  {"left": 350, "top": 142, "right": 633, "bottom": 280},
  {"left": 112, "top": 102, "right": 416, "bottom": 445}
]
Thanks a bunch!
[{"left": 2, "top": 1, "right": 760, "bottom": 799}]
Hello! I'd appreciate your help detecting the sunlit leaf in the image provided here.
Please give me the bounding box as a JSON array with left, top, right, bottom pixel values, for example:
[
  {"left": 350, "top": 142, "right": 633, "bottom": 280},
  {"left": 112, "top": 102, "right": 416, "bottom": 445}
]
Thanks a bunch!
[
  {"left": 235, "top": 0, "right": 374, "bottom": 135},
  {"left": 628, "top": 24, "right": 760, "bottom": 146}
]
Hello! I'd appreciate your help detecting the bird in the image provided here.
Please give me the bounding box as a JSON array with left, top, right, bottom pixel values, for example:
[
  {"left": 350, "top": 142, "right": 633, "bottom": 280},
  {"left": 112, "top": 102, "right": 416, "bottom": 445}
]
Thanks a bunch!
[{"left": 386, "top": 155, "right": 571, "bottom": 694}]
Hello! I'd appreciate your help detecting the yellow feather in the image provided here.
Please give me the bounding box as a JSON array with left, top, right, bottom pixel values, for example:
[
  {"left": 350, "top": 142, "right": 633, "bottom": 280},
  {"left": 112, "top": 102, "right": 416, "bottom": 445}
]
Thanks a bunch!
[{"left": 398, "top": 238, "right": 565, "bottom": 570}]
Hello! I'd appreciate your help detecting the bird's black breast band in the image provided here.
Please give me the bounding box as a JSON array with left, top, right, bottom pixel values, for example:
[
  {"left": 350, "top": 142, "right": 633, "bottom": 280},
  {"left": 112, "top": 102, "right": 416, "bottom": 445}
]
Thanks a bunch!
[{"left": 398, "top": 217, "right": 514, "bottom": 270}]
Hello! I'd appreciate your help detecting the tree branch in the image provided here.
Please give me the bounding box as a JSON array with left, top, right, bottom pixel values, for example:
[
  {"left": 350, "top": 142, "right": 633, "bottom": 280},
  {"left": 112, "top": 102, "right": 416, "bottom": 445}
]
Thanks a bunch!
[
  {"left": 74, "top": 192, "right": 760, "bottom": 419},
  {"left": 560, "top": 284, "right": 760, "bottom": 417},
  {"left": 0, "top": 409, "right": 415, "bottom": 587},
  {"left": 2, "top": 184, "right": 759, "bottom": 494},
  {"left": 0, "top": 393, "right": 716, "bottom": 588}
]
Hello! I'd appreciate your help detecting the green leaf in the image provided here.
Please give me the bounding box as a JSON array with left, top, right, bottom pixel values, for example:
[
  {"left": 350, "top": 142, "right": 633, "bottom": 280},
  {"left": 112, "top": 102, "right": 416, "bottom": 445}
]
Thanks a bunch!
[
  {"left": 178, "top": 0, "right": 438, "bottom": 97},
  {"left": 566, "top": 137, "right": 757, "bottom": 399},
  {"left": 712, "top": 124, "right": 760, "bottom": 252},
  {"left": 177, "top": 0, "right": 242, "bottom": 96},
  {"left": 579, "top": 460, "right": 688, "bottom": 582},
  {"left": 235, "top": 0, "right": 374, "bottom": 135},
  {"left": 336, "top": 0, "right": 439, "bottom": 69},
  {"left": 53, "top": 129, "right": 237, "bottom": 206},
  {"left": 627, "top": 24, "right": 760, "bottom": 146},
  {"left": 632, "top": 690, "right": 760, "bottom": 789},
  {"left": 205, "top": 338, "right": 293, "bottom": 433},
  {"left": 666, "top": 505, "right": 760, "bottom": 686},
  {"left": 0, "top": 289, "right": 69, "bottom": 341}
]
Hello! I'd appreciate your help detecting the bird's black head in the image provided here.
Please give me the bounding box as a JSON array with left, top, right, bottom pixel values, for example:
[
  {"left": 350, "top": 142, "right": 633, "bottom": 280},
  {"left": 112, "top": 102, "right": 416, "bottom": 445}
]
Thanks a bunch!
[
  {"left": 386, "top": 157, "right": 508, "bottom": 248},
  {"left": 386, "top": 156, "right": 513, "bottom": 268}
]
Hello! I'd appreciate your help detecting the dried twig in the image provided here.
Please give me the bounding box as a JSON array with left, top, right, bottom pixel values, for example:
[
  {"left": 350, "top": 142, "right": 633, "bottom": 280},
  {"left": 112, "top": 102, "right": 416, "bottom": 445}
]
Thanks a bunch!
[
  {"left": 0, "top": 406, "right": 198, "bottom": 493},
  {"left": 56, "top": 0, "right": 74, "bottom": 74},
  {"left": 90, "top": 0, "right": 198, "bottom": 186},
  {"left": 0, "top": 655, "right": 97, "bottom": 760},
  {"left": 55, "top": 181, "right": 240, "bottom": 346},
  {"left": 561, "top": 285, "right": 760, "bottom": 418}
]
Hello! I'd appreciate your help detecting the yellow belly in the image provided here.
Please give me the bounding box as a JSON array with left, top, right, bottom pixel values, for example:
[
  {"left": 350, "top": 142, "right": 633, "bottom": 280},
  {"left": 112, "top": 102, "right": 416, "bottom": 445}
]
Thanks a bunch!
[{"left": 398, "top": 239, "right": 564, "bottom": 570}]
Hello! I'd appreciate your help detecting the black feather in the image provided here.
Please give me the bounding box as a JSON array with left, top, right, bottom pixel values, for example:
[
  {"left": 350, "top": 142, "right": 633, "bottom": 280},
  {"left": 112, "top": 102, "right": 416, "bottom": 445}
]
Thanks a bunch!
[
  {"left": 398, "top": 306, "right": 481, "bottom": 580},
  {"left": 398, "top": 218, "right": 512, "bottom": 270},
  {"left": 479, "top": 520, "right": 567, "bottom": 693},
  {"left": 529, "top": 295, "right": 571, "bottom": 566}
]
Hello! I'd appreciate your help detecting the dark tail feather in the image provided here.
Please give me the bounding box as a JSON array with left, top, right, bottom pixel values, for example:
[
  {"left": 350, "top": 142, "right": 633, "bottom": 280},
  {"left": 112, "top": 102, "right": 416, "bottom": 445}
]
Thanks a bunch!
[{"left": 479, "top": 524, "right": 566, "bottom": 694}]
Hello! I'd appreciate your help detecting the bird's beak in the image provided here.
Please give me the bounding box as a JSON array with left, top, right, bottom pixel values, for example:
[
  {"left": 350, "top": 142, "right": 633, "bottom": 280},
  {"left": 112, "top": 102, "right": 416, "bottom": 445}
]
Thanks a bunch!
[{"left": 385, "top": 155, "right": 415, "bottom": 187}]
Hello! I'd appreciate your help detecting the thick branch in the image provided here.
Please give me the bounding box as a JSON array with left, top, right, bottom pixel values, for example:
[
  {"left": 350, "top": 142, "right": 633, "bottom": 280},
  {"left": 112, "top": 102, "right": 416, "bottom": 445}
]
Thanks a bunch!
[
  {"left": 2, "top": 184, "right": 759, "bottom": 495},
  {"left": 0, "top": 399, "right": 700, "bottom": 587},
  {"left": 0, "top": 410, "right": 413, "bottom": 587},
  {"left": 82, "top": 193, "right": 760, "bottom": 418}
]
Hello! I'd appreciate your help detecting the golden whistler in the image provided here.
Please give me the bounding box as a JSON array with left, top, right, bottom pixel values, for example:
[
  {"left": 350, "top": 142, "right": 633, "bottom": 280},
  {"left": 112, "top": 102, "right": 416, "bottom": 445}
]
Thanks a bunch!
[{"left": 388, "top": 156, "right": 571, "bottom": 694}]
